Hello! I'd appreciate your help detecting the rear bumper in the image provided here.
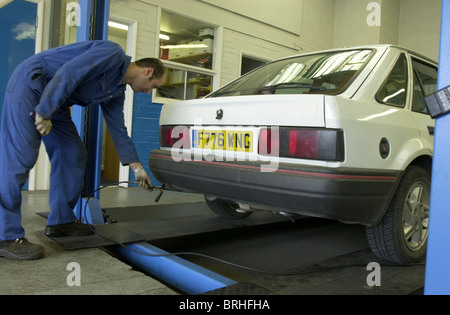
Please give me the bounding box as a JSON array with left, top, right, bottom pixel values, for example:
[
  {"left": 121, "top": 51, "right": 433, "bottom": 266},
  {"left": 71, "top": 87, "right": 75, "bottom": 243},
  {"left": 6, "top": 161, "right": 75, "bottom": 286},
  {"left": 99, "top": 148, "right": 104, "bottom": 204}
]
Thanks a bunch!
[{"left": 149, "top": 150, "right": 401, "bottom": 226}]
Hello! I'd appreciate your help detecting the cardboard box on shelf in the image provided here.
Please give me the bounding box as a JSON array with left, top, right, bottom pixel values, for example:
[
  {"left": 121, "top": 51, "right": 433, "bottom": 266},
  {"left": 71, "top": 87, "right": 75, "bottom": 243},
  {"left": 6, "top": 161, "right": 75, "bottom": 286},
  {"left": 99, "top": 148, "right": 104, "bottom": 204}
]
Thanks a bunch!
[
  {"left": 199, "top": 28, "right": 214, "bottom": 37},
  {"left": 192, "top": 38, "right": 214, "bottom": 55}
]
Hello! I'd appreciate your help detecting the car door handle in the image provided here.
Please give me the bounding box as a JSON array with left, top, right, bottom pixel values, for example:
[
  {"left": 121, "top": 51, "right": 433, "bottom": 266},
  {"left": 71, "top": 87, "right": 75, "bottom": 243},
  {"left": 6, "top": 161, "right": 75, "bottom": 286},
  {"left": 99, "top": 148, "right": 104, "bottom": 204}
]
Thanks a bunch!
[{"left": 428, "top": 126, "right": 434, "bottom": 135}]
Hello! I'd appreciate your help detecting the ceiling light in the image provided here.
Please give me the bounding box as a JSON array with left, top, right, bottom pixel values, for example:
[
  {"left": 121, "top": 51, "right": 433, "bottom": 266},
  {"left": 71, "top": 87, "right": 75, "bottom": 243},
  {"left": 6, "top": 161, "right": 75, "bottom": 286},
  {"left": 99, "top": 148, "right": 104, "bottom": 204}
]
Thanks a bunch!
[
  {"left": 160, "top": 44, "right": 208, "bottom": 49},
  {"left": 108, "top": 21, "right": 128, "bottom": 31},
  {"left": 159, "top": 34, "right": 170, "bottom": 41}
]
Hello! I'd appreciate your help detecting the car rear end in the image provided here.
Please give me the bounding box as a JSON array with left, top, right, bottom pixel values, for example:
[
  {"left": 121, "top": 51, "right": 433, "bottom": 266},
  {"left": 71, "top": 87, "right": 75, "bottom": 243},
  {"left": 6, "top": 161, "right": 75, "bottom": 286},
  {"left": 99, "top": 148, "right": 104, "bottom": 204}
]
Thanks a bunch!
[{"left": 149, "top": 46, "right": 401, "bottom": 226}]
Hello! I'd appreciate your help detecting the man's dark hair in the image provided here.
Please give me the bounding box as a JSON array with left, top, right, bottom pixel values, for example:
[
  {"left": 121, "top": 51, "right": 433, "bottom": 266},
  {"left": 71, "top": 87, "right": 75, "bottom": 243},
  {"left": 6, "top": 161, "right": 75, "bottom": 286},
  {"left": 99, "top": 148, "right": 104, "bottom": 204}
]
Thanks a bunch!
[{"left": 135, "top": 58, "right": 166, "bottom": 79}]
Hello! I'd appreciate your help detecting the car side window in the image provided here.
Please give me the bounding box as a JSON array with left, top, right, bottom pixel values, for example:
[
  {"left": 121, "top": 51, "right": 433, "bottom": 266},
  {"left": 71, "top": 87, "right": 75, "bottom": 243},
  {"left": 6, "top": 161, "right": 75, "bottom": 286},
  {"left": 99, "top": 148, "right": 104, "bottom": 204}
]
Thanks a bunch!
[
  {"left": 376, "top": 54, "right": 408, "bottom": 107},
  {"left": 411, "top": 58, "right": 438, "bottom": 114}
]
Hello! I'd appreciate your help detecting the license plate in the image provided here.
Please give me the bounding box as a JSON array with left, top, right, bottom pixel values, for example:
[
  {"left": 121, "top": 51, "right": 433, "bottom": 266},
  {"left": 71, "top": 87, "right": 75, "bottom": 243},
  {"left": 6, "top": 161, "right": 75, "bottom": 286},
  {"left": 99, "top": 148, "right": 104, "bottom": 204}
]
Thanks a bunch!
[{"left": 192, "top": 129, "right": 253, "bottom": 152}]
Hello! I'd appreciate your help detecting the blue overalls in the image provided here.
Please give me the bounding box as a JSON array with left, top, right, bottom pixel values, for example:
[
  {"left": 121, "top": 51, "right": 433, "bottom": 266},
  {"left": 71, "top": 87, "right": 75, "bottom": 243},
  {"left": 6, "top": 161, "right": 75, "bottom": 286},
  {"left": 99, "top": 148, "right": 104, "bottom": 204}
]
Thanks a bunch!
[{"left": 0, "top": 40, "right": 139, "bottom": 240}]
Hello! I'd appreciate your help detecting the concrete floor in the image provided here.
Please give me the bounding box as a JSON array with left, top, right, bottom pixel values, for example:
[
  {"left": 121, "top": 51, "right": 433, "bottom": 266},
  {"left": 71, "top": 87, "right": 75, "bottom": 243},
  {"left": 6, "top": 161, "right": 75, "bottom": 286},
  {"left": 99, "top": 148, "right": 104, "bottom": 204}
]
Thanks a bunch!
[{"left": 0, "top": 186, "right": 203, "bottom": 295}]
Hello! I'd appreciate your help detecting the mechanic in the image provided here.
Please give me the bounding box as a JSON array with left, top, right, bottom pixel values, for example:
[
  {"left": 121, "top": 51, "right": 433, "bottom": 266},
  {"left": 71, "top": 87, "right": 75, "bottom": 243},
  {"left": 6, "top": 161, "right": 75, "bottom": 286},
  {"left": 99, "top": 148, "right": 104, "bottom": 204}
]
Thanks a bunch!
[{"left": 0, "top": 40, "right": 166, "bottom": 260}]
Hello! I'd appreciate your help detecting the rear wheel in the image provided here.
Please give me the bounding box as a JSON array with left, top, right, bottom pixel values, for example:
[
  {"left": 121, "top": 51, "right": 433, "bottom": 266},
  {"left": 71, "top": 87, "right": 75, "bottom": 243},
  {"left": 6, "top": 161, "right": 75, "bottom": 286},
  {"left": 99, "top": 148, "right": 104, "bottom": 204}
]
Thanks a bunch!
[
  {"left": 205, "top": 197, "right": 253, "bottom": 219},
  {"left": 365, "top": 166, "right": 430, "bottom": 264}
]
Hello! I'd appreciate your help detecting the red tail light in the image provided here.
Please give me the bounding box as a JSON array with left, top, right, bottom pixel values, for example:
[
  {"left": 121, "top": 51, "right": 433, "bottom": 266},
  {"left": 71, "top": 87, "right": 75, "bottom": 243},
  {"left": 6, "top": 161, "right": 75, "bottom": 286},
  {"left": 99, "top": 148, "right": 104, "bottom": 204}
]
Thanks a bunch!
[
  {"left": 259, "top": 127, "right": 344, "bottom": 161},
  {"left": 258, "top": 128, "right": 278, "bottom": 156},
  {"left": 160, "top": 126, "right": 191, "bottom": 149},
  {"left": 288, "top": 129, "right": 319, "bottom": 159}
]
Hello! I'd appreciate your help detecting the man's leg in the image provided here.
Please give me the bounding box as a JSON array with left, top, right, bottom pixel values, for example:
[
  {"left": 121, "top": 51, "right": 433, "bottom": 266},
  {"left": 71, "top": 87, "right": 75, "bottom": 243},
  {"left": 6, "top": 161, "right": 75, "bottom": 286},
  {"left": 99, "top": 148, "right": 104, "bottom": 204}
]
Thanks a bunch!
[
  {"left": 42, "top": 107, "right": 92, "bottom": 237},
  {"left": 0, "top": 67, "right": 45, "bottom": 259}
]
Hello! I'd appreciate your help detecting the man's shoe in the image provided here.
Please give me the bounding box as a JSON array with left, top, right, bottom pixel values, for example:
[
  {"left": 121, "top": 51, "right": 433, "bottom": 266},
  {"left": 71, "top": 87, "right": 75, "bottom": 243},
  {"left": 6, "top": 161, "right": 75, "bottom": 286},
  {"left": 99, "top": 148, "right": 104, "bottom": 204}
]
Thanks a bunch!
[
  {"left": 45, "top": 221, "right": 94, "bottom": 237},
  {"left": 0, "top": 238, "right": 45, "bottom": 260}
]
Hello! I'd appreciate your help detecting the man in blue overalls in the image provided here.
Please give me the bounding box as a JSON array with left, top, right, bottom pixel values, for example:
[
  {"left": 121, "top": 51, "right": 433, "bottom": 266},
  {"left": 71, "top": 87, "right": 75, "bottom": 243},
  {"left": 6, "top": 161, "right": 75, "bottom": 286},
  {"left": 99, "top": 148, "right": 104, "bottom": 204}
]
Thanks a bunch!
[{"left": 0, "top": 40, "right": 166, "bottom": 260}]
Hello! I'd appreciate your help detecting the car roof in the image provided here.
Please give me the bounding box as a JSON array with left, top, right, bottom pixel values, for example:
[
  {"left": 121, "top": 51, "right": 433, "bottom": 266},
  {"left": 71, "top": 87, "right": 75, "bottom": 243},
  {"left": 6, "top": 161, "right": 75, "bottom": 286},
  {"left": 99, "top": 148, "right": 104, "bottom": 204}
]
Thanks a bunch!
[{"left": 280, "top": 44, "right": 438, "bottom": 65}]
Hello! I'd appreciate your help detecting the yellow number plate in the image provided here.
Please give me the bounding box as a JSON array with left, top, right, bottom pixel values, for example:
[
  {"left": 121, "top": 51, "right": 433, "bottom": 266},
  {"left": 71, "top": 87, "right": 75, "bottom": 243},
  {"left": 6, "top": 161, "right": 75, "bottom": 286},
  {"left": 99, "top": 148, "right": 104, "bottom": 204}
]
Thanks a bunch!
[{"left": 192, "top": 130, "right": 253, "bottom": 152}]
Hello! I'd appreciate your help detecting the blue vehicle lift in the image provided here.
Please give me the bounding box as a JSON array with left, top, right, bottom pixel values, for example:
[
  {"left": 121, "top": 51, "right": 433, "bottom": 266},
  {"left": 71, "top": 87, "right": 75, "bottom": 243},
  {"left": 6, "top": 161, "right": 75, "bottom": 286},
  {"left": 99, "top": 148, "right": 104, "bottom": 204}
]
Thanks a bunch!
[
  {"left": 424, "top": 0, "right": 450, "bottom": 295},
  {"left": 72, "top": 0, "right": 109, "bottom": 220},
  {"left": 70, "top": 0, "right": 237, "bottom": 294}
]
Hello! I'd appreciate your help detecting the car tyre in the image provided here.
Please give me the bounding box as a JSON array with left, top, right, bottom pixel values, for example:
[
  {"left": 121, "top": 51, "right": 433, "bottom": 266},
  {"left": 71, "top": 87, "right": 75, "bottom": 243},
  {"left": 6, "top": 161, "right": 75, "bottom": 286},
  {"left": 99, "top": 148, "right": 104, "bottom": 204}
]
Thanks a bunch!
[
  {"left": 365, "top": 166, "right": 430, "bottom": 264},
  {"left": 205, "top": 198, "right": 253, "bottom": 219}
]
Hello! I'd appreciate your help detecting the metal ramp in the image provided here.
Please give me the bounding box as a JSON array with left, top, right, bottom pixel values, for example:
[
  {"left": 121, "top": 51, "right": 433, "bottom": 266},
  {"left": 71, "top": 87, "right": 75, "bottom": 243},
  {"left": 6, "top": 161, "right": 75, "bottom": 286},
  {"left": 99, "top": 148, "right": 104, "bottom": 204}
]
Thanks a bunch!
[{"left": 40, "top": 202, "right": 290, "bottom": 250}]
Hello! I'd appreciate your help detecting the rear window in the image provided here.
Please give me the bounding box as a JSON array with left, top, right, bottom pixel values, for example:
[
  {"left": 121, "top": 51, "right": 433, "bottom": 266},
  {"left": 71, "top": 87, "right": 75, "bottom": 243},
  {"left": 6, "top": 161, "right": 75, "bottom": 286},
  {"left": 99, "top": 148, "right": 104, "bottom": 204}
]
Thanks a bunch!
[{"left": 209, "top": 49, "right": 374, "bottom": 97}]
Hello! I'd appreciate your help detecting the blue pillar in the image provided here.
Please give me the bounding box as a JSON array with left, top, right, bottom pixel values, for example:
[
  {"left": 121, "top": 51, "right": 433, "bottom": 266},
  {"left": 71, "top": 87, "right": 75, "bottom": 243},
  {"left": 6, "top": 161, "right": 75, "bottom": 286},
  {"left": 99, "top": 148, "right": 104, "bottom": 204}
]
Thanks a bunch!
[
  {"left": 424, "top": 0, "right": 450, "bottom": 295},
  {"left": 72, "top": 0, "right": 110, "bottom": 220}
]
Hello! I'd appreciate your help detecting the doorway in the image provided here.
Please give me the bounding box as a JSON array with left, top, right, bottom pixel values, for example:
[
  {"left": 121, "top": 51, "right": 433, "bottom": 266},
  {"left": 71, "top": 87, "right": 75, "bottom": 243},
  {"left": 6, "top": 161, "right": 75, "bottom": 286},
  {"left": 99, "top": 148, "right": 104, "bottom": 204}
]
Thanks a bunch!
[{"left": 102, "top": 18, "right": 136, "bottom": 183}]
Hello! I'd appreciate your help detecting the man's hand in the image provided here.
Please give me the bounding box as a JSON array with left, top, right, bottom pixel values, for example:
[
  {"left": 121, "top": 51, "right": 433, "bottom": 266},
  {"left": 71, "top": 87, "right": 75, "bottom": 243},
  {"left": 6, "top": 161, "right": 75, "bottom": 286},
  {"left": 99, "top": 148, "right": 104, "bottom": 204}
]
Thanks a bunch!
[
  {"left": 133, "top": 165, "right": 153, "bottom": 190},
  {"left": 35, "top": 113, "right": 52, "bottom": 136}
]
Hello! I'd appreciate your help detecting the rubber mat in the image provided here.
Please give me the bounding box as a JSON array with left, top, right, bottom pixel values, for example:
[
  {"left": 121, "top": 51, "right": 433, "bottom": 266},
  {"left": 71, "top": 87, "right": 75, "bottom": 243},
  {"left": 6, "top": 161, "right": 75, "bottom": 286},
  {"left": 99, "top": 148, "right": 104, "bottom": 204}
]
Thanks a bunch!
[
  {"left": 39, "top": 201, "right": 291, "bottom": 250},
  {"left": 41, "top": 224, "right": 146, "bottom": 250},
  {"left": 40, "top": 211, "right": 290, "bottom": 250}
]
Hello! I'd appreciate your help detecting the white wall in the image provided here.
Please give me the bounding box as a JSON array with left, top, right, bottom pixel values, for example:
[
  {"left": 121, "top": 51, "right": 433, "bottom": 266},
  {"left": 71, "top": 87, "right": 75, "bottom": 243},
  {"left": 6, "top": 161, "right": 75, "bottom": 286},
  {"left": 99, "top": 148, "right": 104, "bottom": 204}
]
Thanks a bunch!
[
  {"left": 332, "top": 0, "right": 440, "bottom": 60},
  {"left": 110, "top": 0, "right": 303, "bottom": 87},
  {"left": 200, "top": 0, "right": 302, "bottom": 35},
  {"left": 110, "top": 0, "right": 159, "bottom": 60},
  {"left": 398, "top": 0, "right": 441, "bottom": 61},
  {"left": 110, "top": 0, "right": 442, "bottom": 85},
  {"left": 220, "top": 29, "right": 298, "bottom": 86},
  {"left": 334, "top": 0, "right": 381, "bottom": 47},
  {"left": 379, "top": 0, "right": 400, "bottom": 45},
  {"left": 299, "top": 0, "right": 335, "bottom": 52}
]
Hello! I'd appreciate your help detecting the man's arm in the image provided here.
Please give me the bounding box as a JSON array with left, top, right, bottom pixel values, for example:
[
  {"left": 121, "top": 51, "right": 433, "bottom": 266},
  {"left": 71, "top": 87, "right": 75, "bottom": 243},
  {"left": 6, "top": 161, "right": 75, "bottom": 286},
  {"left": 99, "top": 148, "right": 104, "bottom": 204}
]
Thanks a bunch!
[
  {"left": 35, "top": 41, "right": 126, "bottom": 119},
  {"left": 101, "top": 96, "right": 153, "bottom": 190}
]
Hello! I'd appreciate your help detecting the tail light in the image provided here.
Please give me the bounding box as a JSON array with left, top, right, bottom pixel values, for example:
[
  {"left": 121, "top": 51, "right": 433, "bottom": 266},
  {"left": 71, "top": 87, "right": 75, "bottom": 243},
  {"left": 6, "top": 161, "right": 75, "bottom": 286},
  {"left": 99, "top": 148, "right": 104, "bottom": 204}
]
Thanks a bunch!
[
  {"left": 258, "top": 127, "right": 344, "bottom": 161},
  {"left": 160, "top": 126, "right": 191, "bottom": 149}
]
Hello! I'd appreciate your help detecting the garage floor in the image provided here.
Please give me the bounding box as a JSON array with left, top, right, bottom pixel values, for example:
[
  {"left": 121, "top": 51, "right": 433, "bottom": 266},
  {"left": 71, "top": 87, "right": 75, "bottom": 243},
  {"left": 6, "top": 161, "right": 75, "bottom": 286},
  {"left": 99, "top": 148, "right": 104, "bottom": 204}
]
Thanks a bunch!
[
  {"left": 0, "top": 186, "right": 425, "bottom": 295},
  {"left": 0, "top": 187, "right": 202, "bottom": 295}
]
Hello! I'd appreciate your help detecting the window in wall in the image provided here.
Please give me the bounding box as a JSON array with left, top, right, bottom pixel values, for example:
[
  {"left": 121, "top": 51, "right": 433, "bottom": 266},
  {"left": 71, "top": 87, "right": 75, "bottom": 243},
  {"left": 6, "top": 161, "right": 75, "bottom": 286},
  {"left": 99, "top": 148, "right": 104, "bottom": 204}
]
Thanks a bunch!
[
  {"left": 241, "top": 56, "right": 267, "bottom": 75},
  {"left": 157, "top": 11, "right": 216, "bottom": 101},
  {"left": 157, "top": 69, "right": 213, "bottom": 100},
  {"left": 376, "top": 54, "right": 408, "bottom": 107}
]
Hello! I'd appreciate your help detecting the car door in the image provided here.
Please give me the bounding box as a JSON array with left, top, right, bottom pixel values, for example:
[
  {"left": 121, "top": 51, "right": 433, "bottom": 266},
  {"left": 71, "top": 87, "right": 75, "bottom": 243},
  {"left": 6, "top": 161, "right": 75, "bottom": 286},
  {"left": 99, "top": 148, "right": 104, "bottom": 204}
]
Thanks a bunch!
[{"left": 409, "top": 57, "right": 438, "bottom": 151}]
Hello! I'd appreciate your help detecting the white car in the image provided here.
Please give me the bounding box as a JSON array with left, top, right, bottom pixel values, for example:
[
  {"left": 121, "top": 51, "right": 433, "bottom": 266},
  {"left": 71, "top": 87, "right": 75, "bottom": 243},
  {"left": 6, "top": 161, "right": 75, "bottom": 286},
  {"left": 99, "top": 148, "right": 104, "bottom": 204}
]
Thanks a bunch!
[{"left": 150, "top": 45, "right": 437, "bottom": 264}]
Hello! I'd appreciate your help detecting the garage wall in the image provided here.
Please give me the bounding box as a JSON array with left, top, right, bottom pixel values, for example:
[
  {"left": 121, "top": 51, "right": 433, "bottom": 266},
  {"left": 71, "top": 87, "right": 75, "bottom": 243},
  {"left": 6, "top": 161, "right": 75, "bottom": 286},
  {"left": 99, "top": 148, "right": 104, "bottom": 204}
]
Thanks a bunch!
[
  {"left": 220, "top": 29, "right": 298, "bottom": 86},
  {"left": 398, "top": 0, "right": 441, "bottom": 61},
  {"left": 110, "top": 0, "right": 158, "bottom": 60},
  {"left": 333, "top": 0, "right": 382, "bottom": 47},
  {"left": 332, "top": 0, "right": 441, "bottom": 60},
  {"left": 333, "top": 0, "right": 402, "bottom": 48},
  {"left": 112, "top": 0, "right": 442, "bottom": 88},
  {"left": 299, "top": 0, "right": 335, "bottom": 52}
]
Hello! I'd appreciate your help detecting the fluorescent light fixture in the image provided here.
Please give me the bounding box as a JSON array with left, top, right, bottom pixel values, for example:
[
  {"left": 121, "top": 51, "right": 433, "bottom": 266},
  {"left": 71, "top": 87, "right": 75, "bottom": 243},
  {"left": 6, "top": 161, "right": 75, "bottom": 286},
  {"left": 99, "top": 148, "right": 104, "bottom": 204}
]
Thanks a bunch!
[
  {"left": 108, "top": 21, "right": 128, "bottom": 31},
  {"left": 159, "top": 34, "right": 170, "bottom": 41},
  {"left": 160, "top": 44, "right": 208, "bottom": 49}
]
